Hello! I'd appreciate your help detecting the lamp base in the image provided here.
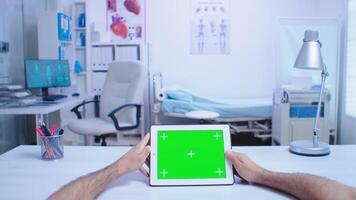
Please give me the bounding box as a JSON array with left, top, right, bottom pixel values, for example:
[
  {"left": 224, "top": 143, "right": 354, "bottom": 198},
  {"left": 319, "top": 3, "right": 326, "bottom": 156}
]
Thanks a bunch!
[{"left": 289, "top": 140, "right": 330, "bottom": 156}]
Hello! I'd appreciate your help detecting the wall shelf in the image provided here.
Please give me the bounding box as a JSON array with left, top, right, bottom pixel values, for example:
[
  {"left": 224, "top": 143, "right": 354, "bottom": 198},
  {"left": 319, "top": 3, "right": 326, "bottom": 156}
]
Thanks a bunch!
[
  {"left": 72, "top": 0, "right": 90, "bottom": 94},
  {"left": 75, "top": 27, "right": 86, "bottom": 31},
  {"left": 60, "top": 40, "right": 73, "bottom": 45},
  {"left": 76, "top": 72, "right": 87, "bottom": 76},
  {"left": 91, "top": 42, "right": 141, "bottom": 47}
]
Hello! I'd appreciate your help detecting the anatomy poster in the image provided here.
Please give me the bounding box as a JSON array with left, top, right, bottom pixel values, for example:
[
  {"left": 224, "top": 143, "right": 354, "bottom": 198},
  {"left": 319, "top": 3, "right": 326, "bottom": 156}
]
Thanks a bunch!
[
  {"left": 190, "top": 0, "right": 230, "bottom": 54},
  {"left": 107, "top": 0, "right": 145, "bottom": 43}
]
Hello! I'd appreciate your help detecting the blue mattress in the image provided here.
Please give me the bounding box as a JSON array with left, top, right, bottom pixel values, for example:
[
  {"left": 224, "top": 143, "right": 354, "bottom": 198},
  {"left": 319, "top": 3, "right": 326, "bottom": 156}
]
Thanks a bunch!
[{"left": 161, "top": 89, "right": 272, "bottom": 118}]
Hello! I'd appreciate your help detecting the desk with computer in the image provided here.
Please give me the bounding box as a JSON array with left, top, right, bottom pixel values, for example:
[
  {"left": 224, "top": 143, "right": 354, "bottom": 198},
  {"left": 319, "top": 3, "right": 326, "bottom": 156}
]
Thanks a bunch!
[
  {"left": 0, "top": 59, "right": 78, "bottom": 107},
  {"left": 0, "top": 59, "right": 90, "bottom": 143}
]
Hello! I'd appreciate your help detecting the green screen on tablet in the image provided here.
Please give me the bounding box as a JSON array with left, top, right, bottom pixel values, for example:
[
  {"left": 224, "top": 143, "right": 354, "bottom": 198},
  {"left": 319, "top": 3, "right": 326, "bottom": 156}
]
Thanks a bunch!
[{"left": 157, "top": 130, "right": 226, "bottom": 179}]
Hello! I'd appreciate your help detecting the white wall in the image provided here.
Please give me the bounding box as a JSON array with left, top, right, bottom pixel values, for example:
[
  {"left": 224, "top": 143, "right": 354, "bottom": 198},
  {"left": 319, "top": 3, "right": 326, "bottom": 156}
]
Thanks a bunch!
[
  {"left": 147, "top": 0, "right": 324, "bottom": 99},
  {"left": 0, "top": 0, "right": 25, "bottom": 83},
  {"left": 337, "top": 0, "right": 356, "bottom": 144},
  {"left": 23, "top": 0, "right": 74, "bottom": 60},
  {"left": 21, "top": 0, "right": 354, "bottom": 143},
  {"left": 147, "top": 0, "right": 352, "bottom": 144},
  {"left": 23, "top": 0, "right": 46, "bottom": 59},
  {"left": 310, "top": 0, "right": 351, "bottom": 144},
  {"left": 307, "top": 0, "right": 352, "bottom": 144},
  {"left": 146, "top": 0, "right": 353, "bottom": 131}
]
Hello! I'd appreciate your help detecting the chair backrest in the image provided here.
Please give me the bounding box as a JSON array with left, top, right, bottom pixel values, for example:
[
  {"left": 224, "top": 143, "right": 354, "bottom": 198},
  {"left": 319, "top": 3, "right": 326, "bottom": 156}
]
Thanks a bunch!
[{"left": 99, "top": 61, "right": 145, "bottom": 125}]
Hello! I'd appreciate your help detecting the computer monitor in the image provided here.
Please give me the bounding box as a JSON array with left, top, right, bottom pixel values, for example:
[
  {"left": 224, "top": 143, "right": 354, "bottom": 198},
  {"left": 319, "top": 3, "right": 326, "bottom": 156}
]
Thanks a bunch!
[{"left": 25, "top": 59, "right": 71, "bottom": 96}]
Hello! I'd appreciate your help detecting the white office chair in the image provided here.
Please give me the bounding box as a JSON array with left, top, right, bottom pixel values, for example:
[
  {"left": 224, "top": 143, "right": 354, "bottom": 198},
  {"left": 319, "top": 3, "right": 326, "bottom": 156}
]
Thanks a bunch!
[{"left": 68, "top": 61, "right": 144, "bottom": 146}]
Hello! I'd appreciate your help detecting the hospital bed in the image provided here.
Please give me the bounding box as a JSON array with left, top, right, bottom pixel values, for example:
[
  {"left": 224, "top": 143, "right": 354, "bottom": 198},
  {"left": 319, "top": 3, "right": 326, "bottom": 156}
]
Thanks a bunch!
[{"left": 152, "top": 73, "right": 273, "bottom": 139}]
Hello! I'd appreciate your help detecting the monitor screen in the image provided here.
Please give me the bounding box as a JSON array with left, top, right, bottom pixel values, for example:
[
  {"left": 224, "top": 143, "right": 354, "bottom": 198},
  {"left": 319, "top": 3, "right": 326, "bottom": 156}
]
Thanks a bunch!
[{"left": 25, "top": 60, "right": 71, "bottom": 89}]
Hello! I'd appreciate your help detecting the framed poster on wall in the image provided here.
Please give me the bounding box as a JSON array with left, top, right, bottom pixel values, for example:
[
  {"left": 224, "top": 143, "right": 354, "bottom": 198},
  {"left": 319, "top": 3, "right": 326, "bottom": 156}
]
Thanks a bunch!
[
  {"left": 106, "top": 0, "right": 145, "bottom": 43},
  {"left": 190, "top": 0, "right": 230, "bottom": 54}
]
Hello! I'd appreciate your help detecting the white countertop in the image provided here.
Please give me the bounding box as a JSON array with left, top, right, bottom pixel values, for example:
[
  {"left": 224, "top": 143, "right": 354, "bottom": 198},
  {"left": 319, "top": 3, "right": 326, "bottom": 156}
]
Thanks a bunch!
[
  {"left": 0, "top": 95, "right": 90, "bottom": 115},
  {"left": 0, "top": 145, "right": 355, "bottom": 200}
]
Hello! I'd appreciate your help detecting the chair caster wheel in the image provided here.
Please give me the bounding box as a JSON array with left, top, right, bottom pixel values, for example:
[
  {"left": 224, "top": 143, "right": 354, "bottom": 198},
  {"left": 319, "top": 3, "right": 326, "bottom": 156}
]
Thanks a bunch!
[{"left": 101, "top": 137, "right": 107, "bottom": 146}]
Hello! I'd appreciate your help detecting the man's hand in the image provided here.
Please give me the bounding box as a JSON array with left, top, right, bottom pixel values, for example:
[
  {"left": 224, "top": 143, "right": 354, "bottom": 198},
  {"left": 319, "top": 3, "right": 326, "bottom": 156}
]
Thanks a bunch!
[
  {"left": 225, "top": 151, "right": 265, "bottom": 183},
  {"left": 116, "top": 134, "right": 151, "bottom": 176},
  {"left": 49, "top": 134, "right": 151, "bottom": 200}
]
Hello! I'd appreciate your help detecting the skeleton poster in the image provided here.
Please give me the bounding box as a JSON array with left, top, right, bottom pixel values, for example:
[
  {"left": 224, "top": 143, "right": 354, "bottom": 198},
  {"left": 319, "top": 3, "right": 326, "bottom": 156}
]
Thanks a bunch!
[
  {"left": 190, "top": 0, "right": 230, "bottom": 54},
  {"left": 107, "top": 0, "right": 145, "bottom": 43}
]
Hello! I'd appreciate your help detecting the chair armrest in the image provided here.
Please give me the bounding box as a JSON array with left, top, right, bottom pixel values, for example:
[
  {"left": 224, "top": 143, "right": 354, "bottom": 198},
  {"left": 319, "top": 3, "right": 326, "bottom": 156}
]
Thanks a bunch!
[
  {"left": 70, "top": 99, "right": 100, "bottom": 119},
  {"left": 108, "top": 104, "right": 142, "bottom": 131}
]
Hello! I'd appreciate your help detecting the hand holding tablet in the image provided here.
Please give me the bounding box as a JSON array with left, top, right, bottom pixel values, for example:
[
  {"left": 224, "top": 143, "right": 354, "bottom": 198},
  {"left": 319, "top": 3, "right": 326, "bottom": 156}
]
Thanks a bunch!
[{"left": 150, "top": 125, "right": 234, "bottom": 186}]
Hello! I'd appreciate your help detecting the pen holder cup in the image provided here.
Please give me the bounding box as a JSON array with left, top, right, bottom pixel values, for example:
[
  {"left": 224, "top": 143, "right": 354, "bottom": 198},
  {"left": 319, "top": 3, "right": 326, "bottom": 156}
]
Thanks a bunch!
[{"left": 40, "top": 135, "right": 64, "bottom": 160}]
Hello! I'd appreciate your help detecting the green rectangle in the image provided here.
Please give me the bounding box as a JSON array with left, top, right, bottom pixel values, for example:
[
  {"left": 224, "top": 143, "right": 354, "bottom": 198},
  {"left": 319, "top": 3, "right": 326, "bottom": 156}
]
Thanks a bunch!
[{"left": 157, "top": 130, "right": 226, "bottom": 179}]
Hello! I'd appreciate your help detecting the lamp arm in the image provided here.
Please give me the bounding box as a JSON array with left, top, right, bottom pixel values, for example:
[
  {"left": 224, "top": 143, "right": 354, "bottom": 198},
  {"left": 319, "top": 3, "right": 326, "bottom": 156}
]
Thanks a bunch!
[{"left": 313, "top": 65, "right": 328, "bottom": 146}]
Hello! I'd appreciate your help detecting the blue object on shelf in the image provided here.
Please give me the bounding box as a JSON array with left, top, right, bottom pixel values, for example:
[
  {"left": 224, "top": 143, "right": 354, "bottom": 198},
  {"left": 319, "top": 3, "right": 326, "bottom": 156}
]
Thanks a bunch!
[
  {"left": 80, "top": 32, "right": 86, "bottom": 46},
  {"left": 74, "top": 60, "right": 83, "bottom": 74},
  {"left": 78, "top": 13, "right": 86, "bottom": 28},
  {"left": 290, "top": 103, "right": 324, "bottom": 118}
]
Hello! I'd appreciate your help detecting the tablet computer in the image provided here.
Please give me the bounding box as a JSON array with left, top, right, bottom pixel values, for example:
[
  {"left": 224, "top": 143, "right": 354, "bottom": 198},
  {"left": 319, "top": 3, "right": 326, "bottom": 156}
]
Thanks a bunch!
[{"left": 150, "top": 125, "right": 234, "bottom": 186}]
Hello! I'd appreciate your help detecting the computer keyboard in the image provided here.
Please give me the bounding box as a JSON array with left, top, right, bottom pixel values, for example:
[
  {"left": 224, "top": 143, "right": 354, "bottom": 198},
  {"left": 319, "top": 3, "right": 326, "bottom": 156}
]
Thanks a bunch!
[
  {"left": 42, "top": 94, "right": 67, "bottom": 101},
  {"left": 13, "top": 91, "right": 32, "bottom": 98}
]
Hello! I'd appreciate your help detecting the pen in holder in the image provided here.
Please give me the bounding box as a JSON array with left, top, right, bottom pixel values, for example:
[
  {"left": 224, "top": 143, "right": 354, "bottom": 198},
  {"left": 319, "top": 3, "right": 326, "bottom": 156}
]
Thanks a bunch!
[
  {"left": 40, "top": 134, "right": 64, "bottom": 160},
  {"left": 35, "top": 122, "right": 64, "bottom": 160}
]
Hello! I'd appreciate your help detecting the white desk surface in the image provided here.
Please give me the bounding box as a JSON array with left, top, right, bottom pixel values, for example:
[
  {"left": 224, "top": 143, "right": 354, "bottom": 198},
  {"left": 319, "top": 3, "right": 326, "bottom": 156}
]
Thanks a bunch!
[
  {"left": 0, "top": 95, "right": 90, "bottom": 115},
  {"left": 0, "top": 145, "right": 355, "bottom": 200}
]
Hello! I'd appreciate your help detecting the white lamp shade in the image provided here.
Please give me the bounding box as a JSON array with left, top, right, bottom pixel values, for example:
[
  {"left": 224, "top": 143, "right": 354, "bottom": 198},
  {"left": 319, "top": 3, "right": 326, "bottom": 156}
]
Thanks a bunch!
[{"left": 294, "top": 30, "right": 324, "bottom": 70}]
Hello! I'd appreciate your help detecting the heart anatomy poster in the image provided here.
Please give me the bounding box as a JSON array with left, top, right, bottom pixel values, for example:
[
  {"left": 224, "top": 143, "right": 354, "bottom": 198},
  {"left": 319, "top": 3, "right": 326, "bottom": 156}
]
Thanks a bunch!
[
  {"left": 107, "top": 0, "right": 145, "bottom": 43},
  {"left": 190, "top": 0, "right": 230, "bottom": 54}
]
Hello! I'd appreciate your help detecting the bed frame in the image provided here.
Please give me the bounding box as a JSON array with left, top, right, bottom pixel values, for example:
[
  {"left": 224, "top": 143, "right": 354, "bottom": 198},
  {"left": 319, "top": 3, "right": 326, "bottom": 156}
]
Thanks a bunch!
[{"left": 151, "top": 73, "right": 272, "bottom": 140}]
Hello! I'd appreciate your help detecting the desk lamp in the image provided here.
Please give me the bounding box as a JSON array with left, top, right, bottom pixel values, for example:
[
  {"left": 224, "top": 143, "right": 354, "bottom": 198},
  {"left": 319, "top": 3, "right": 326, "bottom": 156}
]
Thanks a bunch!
[{"left": 289, "top": 30, "right": 330, "bottom": 156}]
